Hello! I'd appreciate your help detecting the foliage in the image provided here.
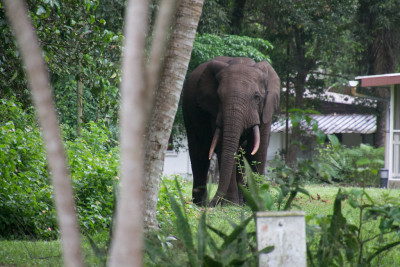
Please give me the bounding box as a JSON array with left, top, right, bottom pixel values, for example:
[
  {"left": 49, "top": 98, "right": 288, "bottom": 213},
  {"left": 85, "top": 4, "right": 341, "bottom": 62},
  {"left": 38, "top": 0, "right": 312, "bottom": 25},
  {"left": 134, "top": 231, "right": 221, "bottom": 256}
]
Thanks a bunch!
[
  {"left": 0, "top": 100, "right": 56, "bottom": 239},
  {"left": 307, "top": 188, "right": 400, "bottom": 266},
  {"left": 0, "top": 0, "right": 123, "bottom": 129},
  {"left": 235, "top": 149, "right": 309, "bottom": 212},
  {"left": 146, "top": 178, "right": 273, "bottom": 266},
  {"left": 315, "top": 143, "right": 385, "bottom": 186},
  {"left": 66, "top": 121, "right": 120, "bottom": 234},
  {"left": 156, "top": 175, "right": 195, "bottom": 229},
  {"left": 189, "top": 33, "right": 273, "bottom": 72},
  {"left": 287, "top": 108, "right": 327, "bottom": 146},
  {"left": 0, "top": 99, "right": 119, "bottom": 239},
  {"left": 197, "top": 0, "right": 230, "bottom": 35}
]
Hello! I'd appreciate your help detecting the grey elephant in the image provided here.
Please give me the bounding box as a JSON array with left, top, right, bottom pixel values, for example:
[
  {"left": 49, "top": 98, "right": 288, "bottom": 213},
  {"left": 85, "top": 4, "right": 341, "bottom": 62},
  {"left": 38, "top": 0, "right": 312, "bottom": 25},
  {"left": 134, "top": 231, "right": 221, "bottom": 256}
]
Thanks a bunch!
[{"left": 182, "top": 56, "right": 280, "bottom": 206}]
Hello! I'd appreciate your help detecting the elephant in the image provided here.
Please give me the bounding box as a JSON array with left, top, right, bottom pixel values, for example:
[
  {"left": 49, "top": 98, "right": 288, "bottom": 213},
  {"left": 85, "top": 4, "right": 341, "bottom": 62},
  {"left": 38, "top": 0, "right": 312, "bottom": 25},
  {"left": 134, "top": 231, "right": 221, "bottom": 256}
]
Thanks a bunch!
[{"left": 182, "top": 56, "right": 280, "bottom": 206}]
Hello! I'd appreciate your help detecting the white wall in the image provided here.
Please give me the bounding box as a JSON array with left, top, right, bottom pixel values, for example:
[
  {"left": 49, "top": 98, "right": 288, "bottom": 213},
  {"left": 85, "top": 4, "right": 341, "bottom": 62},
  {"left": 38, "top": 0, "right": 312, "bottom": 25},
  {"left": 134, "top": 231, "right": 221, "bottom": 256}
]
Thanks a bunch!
[
  {"left": 163, "top": 139, "right": 192, "bottom": 177},
  {"left": 268, "top": 133, "right": 284, "bottom": 160}
]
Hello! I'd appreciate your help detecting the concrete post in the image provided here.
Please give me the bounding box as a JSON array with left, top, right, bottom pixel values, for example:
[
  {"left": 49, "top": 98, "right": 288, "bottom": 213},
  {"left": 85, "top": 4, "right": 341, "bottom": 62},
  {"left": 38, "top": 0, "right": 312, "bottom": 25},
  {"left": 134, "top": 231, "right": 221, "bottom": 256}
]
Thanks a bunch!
[{"left": 256, "top": 211, "right": 306, "bottom": 267}]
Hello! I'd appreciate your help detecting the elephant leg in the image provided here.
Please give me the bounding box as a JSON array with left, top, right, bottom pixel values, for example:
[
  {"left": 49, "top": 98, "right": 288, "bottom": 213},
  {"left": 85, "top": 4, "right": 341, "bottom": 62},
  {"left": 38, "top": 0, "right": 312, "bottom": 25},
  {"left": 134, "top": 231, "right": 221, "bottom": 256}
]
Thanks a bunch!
[
  {"left": 186, "top": 126, "right": 212, "bottom": 206},
  {"left": 191, "top": 155, "right": 210, "bottom": 206}
]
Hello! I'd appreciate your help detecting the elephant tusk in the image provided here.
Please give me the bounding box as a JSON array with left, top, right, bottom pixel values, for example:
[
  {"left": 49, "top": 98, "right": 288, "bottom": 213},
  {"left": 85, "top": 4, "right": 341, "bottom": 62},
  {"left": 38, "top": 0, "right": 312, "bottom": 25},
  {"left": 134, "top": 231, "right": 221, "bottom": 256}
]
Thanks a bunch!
[
  {"left": 251, "top": 125, "right": 260, "bottom": 155},
  {"left": 209, "top": 128, "right": 221, "bottom": 160}
]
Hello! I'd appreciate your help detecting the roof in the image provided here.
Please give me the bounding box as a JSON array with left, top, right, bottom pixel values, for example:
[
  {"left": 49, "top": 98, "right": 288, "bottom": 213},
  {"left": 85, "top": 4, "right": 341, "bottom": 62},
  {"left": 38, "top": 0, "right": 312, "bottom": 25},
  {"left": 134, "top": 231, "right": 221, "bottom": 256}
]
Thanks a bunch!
[
  {"left": 355, "top": 73, "right": 400, "bottom": 87},
  {"left": 271, "top": 114, "right": 376, "bottom": 134}
]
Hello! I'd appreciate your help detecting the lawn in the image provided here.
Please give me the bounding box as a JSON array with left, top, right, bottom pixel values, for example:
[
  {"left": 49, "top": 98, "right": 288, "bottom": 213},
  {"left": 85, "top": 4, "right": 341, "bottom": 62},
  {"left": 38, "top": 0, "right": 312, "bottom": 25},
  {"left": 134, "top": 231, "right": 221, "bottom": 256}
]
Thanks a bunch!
[{"left": 1, "top": 181, "right": 399, "bottom": 266}]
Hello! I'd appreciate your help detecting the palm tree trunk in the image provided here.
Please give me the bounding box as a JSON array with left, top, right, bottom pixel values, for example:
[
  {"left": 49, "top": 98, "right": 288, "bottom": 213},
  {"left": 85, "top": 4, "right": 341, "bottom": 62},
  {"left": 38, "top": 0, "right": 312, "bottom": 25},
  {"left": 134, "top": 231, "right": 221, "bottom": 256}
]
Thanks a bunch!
[{"left": 143, "top": 0, "right": 204, "bottom": 229}]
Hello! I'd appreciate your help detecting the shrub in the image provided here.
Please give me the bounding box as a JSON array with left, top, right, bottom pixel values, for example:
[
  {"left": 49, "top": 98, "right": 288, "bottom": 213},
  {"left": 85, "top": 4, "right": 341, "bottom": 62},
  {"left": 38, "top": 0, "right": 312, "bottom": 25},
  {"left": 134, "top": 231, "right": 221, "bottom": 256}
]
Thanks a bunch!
[
  {"left": 307, "top": 188, "right": 400, "bottom": 266},
  {"left": 66, "top": 121, "right": 120, "bottom": 234},
  {"left": 315, "top": 144, "right": 384, "bottom": 186},
  {"left": 0, "top": 100, "right": 56, "bottom": 239},
  {"left": 0, "top": 99, "right": 119, "bottom": 239}
]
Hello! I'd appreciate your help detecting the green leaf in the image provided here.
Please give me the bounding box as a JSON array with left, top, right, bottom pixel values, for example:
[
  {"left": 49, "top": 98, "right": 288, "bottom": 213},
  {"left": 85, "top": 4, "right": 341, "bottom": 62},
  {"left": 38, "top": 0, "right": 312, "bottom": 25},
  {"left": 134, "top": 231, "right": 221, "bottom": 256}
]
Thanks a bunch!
[
  {"left": 197, "top": 213, "right": 207, "bottom": 264},
  {"left": 327, "top": 134, "right": 340, "bottom": 148},
  {"left": 36, "top": 5, "right": 46, "bottom": 16},
  {"left": 207, "top": 224, "right": 228, "bottom": 239},
  {"left": 238, "top": 184, "right": 261, "bottom": 212},
  {"left": 367, "top": 241, "right": 400, "bottom": 263},
  {"left": 356, "top": 158, "right": 370, "bottom": 166},
  {"left": 221, "top": 216, "right": 253, "bottom": 249},
  {"left": 166, "top": 183, "right": 198, "bottom": 267}
]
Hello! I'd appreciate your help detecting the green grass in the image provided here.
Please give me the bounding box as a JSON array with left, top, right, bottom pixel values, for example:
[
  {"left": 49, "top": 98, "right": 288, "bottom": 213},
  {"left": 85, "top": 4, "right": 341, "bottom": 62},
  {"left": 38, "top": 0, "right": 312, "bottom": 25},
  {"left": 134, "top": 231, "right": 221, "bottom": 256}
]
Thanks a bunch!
[
  {"left": 1, "top": 182, "right": 400, "bottom": 266},
  {"left": 0, "top": 239, "right": 62, "bottom": 266}
]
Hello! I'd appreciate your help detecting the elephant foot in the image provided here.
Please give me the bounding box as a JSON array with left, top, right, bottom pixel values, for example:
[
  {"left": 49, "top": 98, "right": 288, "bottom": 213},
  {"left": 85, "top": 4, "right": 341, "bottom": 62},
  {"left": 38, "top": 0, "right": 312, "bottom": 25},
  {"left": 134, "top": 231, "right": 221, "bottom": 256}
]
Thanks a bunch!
[
  {"left": 192, "top": 188, "right": 207, "bottom": 206},
  {"left": 193, "top": 199, "right": 208, "bottom": 207}
]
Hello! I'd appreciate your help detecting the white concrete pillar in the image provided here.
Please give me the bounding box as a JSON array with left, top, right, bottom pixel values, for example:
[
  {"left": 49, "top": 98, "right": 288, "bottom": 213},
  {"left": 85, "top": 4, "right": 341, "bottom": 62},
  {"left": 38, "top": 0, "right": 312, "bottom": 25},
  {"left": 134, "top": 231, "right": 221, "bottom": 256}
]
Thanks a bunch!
[{"left": 256, "top": 211, "right": 306, "bottom": 267}]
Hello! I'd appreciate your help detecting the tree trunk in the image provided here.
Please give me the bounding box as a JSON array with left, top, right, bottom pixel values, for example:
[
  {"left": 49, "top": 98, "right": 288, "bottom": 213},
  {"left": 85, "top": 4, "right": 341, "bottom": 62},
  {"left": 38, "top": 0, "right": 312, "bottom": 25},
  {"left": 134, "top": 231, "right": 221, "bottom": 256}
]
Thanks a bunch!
[
  {"left": 372, "top": 29, "right": 397, "bottom": 148},
  {"left": 285, "top": 28, "right": 314, "bottom": 167},
  {"left": 230, "top": 0, "right": 247, "bottom": 34},
  {"left": 107, "top": 0, "right": 149, "bottom": 266},
  {"left": 3, "top": 1, "right": 83, "bottom": 266},
  {"left": 285, "top": 66, "right": 309, "bottom": 167},
  {"left": 143, "top": 0, "right": 204, "bottom": 229},
  {"left": 76, "top": 73, "right": 83, "bottom": 136}
]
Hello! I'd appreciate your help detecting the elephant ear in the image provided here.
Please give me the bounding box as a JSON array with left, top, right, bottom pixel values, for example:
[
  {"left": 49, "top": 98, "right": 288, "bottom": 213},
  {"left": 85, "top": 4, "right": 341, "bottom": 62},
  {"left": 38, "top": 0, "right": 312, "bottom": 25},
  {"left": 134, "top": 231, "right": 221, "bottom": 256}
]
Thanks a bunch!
[
  {"left": 255, "top": 61, "right": 281, "bottom": 124},
  {"left": 196, "top": 60, "right": 229, "bottom": 117}
]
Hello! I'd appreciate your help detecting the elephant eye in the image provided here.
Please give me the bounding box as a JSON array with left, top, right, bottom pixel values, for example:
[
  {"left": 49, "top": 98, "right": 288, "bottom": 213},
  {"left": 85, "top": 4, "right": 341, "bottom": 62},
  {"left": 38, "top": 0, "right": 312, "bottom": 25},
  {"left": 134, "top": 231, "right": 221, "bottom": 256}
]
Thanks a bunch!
[{"left": 253, "top": 94, "right": 261, "bottom": 102}]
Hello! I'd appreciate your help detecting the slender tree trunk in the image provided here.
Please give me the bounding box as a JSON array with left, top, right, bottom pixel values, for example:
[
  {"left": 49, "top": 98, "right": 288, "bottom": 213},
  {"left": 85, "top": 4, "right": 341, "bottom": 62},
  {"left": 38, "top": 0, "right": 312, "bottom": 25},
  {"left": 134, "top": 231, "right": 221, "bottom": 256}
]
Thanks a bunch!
[
  {"left": 77, "top": 72, "right": 83, "bottom": 136},
  {"left": 285, "top": 60, "right": 309, "bottom": 166},
  {"left": 285, "top": 29, "right": 314, "bottom": 167},
  {"left": 230, "top": 0, "right": 247, "bottom": 34},
  {"left": 107, "top": 0, "right": 149, "bottom": 266},
  {"left": 3, "top": 1, "right": 83, "bottom": 266},
  {"left": 372, "top": 29, "right": 398, "bottom": 147},
  {"left": 143, "top": 0, "right": 205, "bottom": 229},
  {"left": 286, "top": 70, "right": 307, "bottom": 167}
]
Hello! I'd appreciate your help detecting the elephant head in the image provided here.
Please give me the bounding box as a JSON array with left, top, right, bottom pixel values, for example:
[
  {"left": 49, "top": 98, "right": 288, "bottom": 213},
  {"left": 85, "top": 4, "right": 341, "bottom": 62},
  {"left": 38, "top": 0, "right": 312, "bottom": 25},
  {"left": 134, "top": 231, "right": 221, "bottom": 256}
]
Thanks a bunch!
[{"left": 183, "top": 57, "right": 280, "bottom": 206}]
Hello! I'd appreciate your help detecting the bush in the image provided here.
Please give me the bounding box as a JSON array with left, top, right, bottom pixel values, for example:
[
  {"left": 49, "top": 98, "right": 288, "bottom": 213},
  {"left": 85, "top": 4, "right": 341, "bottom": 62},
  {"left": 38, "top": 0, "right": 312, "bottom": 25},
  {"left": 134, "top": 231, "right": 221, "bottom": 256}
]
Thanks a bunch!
[
  {"left": 307, "top": 188, "right": 400, "bottom": 266},
  {"left": 0, "top": 100, "right": 56, "bottom": 239},
  {"left": 0, "top": 99, "right": 119, "bottom": 239},
  {"left": 66, "top": 122, "right": 120, "bottom": 234},
  {"left": 315, "top": 144, "right": 385, "bottom": 186}
]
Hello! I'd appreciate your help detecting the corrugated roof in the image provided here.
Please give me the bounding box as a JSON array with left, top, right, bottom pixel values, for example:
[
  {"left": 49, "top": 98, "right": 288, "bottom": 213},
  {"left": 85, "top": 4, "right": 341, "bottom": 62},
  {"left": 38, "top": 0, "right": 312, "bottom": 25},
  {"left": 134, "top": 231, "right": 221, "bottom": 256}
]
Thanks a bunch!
[{"left": 271, "top": 114, "right": 376, "bottom": 134}]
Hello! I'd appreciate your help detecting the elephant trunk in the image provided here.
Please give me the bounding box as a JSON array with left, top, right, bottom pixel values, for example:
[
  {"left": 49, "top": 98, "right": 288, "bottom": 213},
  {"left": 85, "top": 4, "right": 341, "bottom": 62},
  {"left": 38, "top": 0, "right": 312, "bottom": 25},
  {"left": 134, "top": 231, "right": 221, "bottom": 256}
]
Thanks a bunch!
[
  {"left": 209, "top": 100, "right": 261, "bottom": 205},
  {"left": 210, "top": 108, "right": 243, "bottom": 205},
  {"left": 212, "top": 131, "right": 240, "bottom": 204}
]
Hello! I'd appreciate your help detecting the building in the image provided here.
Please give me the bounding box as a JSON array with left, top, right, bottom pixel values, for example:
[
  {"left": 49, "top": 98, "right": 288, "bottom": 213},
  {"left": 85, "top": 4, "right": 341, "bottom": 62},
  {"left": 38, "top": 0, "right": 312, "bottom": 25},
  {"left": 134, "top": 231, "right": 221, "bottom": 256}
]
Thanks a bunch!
[{"left": 354, "top": 73, "right": 400, "bottom": 187}]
